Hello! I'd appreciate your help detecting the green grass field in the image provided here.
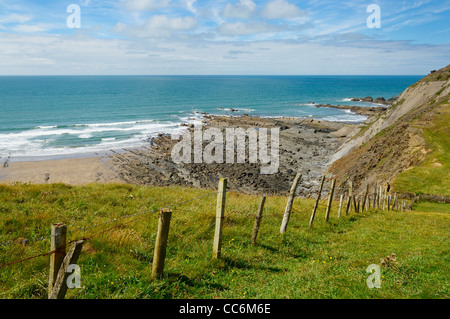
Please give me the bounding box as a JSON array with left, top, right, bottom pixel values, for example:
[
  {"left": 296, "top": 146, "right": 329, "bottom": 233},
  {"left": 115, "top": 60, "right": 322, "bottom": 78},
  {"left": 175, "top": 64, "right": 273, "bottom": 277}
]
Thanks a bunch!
[
  {"left": 393, "top": 102, "right": 450, "bottom": 197},
  {"left": 0, "top": 183, "right": 448, "bottom": 299}
]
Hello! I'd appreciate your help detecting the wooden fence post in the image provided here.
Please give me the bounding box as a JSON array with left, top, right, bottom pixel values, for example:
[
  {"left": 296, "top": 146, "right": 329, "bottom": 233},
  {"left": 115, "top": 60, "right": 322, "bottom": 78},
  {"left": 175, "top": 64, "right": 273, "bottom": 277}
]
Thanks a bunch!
[
  {"left": 325, "top": 179, "right": 336, "bottom": 222},
  {"left": 49, "top": 240, "right": 84, "bottom": 299},
  {"left": 373, "top": 182, "right": 378, "bottom": 209},
  {"left": 337, "top": 194, "right": 344, "bottom": 218},
  {"left": 151, "top": 209, "right": 172, "bottom": 279},
  {"left": 280, "top": 173, "right": 302, "bottom": 233},
  {"left": 355, "top": 196, "right": 359, "bottom": 213},
  {"left": 252, "top": 196, "right": 266, "bottom": 245},
  {"left": 48, "top": 223, "right": 67, "bottom": 298},
  {"left": 393, "top": 194, "right": 398, "bottom": 211},
  {"left": 353, "top": 195, "right": 358, "bottom": 213},
  {"left": 362, "top": 184, "right": 369, "bottom": 212},
  {"left": 213, "top": 178, "right": 227, "bottom": 259},
  {"left": 309, "top": 175, "right": 325, "bottom": 228},
  {"left": 345, "top": 181, "right": 353, "bottom": 215}
]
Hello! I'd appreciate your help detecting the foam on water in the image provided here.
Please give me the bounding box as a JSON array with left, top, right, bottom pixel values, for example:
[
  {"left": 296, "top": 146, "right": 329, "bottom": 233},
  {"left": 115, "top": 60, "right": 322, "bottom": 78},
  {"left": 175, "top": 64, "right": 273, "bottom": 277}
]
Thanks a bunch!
[
  {"left": 0, "top": 75, "right": 422, "bottom": 159},
  {"left": 0, "top": 119, "right": 186, "bottom": 158}
]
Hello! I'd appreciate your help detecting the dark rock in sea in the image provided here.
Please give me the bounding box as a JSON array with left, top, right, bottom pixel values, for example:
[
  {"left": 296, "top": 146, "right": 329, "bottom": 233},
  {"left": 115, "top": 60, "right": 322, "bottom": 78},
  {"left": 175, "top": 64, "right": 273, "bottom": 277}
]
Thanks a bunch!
[
  {"left": 374, "top": 97, "right": 386, "bottom": 104},
  {"left": 387, "top": 96, "right": 399, "bottom": 104},
  {"left": 361, "top": 96, "right": 373, "bottom": 102},
  {"left": 351, "top": 98, "right": 360, "bottom": 101}
]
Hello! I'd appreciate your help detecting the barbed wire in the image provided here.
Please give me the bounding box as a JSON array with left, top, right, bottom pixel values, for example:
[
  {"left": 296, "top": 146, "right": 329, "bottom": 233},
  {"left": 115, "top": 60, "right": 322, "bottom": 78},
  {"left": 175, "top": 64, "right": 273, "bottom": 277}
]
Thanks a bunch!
[
  {"left": 0, "top": 191, "right": 220, "bottom": 248},
  {"left": 0, "top": 190, "right": 220, "bottom": 269}
]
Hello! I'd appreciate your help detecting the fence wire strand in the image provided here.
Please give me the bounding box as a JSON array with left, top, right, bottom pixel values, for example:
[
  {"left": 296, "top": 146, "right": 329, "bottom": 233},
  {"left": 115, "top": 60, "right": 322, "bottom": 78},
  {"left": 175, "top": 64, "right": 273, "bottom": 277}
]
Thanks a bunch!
[{"left": 0, "top": 191, "right": 219, "bottom": 269}]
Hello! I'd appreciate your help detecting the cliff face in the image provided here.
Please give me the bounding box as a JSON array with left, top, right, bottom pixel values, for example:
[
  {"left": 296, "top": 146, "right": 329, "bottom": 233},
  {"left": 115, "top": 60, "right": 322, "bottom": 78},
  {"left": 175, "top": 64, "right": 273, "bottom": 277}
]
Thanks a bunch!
[{"left": 329, "top": 65, "right": 450, "bottom": 196}]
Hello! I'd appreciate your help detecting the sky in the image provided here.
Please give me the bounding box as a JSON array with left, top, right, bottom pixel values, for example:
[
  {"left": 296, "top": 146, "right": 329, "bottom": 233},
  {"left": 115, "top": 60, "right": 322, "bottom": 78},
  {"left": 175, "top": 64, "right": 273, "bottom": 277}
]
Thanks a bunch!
[{"left": 0, "top": 0, "right": 449, "bottom": 75}]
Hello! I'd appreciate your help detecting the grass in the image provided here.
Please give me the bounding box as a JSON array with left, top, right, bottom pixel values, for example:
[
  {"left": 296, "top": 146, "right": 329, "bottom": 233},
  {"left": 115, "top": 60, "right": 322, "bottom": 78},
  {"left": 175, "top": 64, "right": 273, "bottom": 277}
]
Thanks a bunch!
[
  {"left": 0, "top": 183, "right": 448, "bottom": 299},
  {"left": 393, "top": 102, "right": 450, "bottom": 196}
]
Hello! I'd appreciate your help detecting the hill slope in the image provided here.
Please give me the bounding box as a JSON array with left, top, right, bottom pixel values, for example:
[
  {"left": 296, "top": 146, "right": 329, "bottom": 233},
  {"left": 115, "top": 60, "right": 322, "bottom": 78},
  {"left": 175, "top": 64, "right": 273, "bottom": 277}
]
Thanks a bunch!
[{"left": 329, "top": 65, "right": 450, "bottom": 198}]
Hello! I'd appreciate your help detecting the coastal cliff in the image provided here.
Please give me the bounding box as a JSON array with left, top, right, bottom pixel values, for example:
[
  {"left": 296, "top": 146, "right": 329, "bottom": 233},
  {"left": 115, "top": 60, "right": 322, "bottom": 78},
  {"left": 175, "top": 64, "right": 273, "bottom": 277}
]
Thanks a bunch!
[{"left": 329, "top": 65, "right": 450, "bottom": 198}]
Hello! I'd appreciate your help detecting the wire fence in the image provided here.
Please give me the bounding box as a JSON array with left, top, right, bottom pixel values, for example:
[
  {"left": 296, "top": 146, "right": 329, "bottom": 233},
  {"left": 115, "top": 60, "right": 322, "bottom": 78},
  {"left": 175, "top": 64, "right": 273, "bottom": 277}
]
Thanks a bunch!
[
  {"left": 0, "top": 191, "right": 220, "bottom": 269},
  {"left": 0, "top": 176, "right": 411, "bottom": 298}
]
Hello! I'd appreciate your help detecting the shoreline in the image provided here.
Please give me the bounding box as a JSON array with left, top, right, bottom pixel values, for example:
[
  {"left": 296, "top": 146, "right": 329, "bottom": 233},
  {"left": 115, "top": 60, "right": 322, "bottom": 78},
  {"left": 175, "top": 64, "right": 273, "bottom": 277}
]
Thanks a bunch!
[{"left": 0, "top": 110, "right": 368, "bottom": 194}]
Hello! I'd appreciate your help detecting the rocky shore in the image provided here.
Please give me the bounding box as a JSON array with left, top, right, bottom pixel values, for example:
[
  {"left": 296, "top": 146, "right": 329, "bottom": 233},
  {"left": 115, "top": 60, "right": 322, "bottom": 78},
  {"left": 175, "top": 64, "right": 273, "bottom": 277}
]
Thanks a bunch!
[
  {"left": 349, "top": 96, "right": 399, "bottom": 105},
  {"left": 107, "top": 113, "right": 361, "bottom": 196},
  {"left": 313, "top": 104, "right": 387, "bottom": 117}
]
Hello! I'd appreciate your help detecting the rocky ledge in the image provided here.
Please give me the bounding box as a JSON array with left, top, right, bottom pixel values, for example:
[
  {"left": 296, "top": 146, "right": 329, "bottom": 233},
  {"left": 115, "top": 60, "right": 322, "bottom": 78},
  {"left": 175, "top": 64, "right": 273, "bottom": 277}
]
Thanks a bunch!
[{"left": 350, "top": 96, "right": 399, "bottom": 105}]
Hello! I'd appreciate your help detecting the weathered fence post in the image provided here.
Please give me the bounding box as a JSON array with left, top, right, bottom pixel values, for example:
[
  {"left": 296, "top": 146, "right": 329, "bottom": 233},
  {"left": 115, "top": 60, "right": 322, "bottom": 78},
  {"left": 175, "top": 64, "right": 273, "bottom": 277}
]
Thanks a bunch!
[
  {"left": 357, "top": 196, "right": 362, "bottom": 213},
  {"left": 325, "top": 179, "right": 336, "bottom": 222},
  {"left": 345, "top": 181, "right": 353, "bottom": 215},
  {"left": 48, "top": 223, "right": 67, "bottom": 298},
  {"left": 353, "top": 195, "right": 358, "bottom": 213},
  {"left": 151, "top": 209, "right": 172, "bottom": 279},
  {"left": 252, "top": 196, "right": 266, "bottom": 245},
  {"left": 362, "top": 184, "right": 369, "bottom": 212},
  {"left": 337, "top": 194, "right": 344, "bottom": 218},
  {"left": 49, "top": 240, "right": 84, "bottom": 299},
  {"left": 213, "top": 178, "right": 227, "bottom": 259},
  {"left": 280, "top": 173, "right": 302, "bottom": 233},
  {"left": 309, "top": 175, "right": 325, "bottom": 228},
  {"left": 378, "top": 185, "right": 383, "bottom": 209},
  {"left": 373, "top": 182, "right": 378, "bottom": 209}
]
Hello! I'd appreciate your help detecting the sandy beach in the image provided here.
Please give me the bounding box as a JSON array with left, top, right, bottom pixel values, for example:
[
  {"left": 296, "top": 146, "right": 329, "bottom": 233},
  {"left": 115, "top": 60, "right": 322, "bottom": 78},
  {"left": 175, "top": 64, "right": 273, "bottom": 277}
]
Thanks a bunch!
[
  {"left": 0, "top": 111, "right": 366, "bottom": 195},
  {"left": 0, "top": 156, "right": 123, "bottom": 185}
]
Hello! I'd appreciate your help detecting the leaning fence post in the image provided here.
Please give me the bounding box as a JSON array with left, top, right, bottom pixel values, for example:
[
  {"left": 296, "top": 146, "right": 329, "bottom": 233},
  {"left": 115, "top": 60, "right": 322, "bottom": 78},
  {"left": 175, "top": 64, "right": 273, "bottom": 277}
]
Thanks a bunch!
[
  {"left": 213, "top": 178, "right": 227, "bottom": 259},
  {"left": 280, "top": 173, "right": 302, "bottom": 234},
  {"left": 345, "top": 196, "right": 352, "bottom": 215},
  {"left": 309, "top": 175, "right": 325, "bottom": 228},
  {"left": 325, "top": 179, "right": 336, "bottom": 222},
  {"left": 151, "top": 209, "right": 172, "bottom": 279},
  {"left": 49, "top": 240, "right": 84, "bottom": 299},
  {"left": 48, "top": 223, "right": 67, "bottom": 298},
  {"left": 252, "top": 196, "right": 266, "bottom": 245}
]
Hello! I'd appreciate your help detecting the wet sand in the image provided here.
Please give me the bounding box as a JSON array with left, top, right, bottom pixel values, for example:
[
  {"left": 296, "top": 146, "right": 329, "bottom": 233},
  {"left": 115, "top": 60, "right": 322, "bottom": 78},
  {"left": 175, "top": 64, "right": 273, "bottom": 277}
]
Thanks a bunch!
[{"left": 0, "top": 157, "right": 123, "bottom": 185}]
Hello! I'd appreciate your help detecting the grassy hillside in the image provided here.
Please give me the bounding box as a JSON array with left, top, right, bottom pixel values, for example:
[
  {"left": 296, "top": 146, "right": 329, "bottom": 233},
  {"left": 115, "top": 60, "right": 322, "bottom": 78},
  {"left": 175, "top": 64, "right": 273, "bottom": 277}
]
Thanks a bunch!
[
  {"left": 393, "top": 101, "right": 450, "bottom": 196},
  {"left": 1, "top": 183, "right": 448, "bottom": 299}
]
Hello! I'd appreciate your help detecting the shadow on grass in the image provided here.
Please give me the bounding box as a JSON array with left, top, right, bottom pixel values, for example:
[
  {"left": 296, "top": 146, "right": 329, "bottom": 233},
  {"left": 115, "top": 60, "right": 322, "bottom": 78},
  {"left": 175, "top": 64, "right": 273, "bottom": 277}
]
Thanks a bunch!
[
  {"left": 165, "top": 272, "right": 226, "bottom": 291},
  {"left": 221, "top": 256, "right": 287, "bottom": 273}
]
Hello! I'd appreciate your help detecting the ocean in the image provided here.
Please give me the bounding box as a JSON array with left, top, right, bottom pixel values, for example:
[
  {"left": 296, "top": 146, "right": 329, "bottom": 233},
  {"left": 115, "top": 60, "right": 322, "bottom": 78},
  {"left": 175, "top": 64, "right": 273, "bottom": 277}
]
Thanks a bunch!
[{"left": 0, "top": 75, "right": 422, "bottom": 160}]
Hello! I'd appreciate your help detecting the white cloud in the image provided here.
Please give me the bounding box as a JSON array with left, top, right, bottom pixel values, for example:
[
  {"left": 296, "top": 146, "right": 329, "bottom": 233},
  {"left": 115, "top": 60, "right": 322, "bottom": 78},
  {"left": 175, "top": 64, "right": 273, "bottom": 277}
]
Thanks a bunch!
[
  {"left": 13, "top": 24, "right": 48, "bottom": 33},
  {"left": 0, "top": 13, "right": 33, "bottom": 24},
  {"left": 1, "top": 31, "right": 447, "bottom": 75},
  {"left": 261, "top": 0, "right": 306, "bottom": 19},
  {"left": 114, "top": 14, "right": 198, "bottom": 37},
  {"left": 184, "top": 0, "right": 197, "bottom": 14},
  {"left": 124, "top": 0, "right": 172, "bottom": 11},
  {"left": 217, "top": 21, "right": 283, "bottom": 35},
  {"left": 145, "top": 14, "right": 197, "bottom": 31},
  {"left": 222, "top": 0, "right": 258, "bottom": 19}
]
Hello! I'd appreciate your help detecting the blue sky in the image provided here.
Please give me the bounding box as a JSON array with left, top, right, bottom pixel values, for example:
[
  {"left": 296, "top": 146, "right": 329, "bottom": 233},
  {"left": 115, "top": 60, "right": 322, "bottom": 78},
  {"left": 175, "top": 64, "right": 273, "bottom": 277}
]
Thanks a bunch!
[{"left": 0, "top": 0, "right": 449, "bottom": 75}]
